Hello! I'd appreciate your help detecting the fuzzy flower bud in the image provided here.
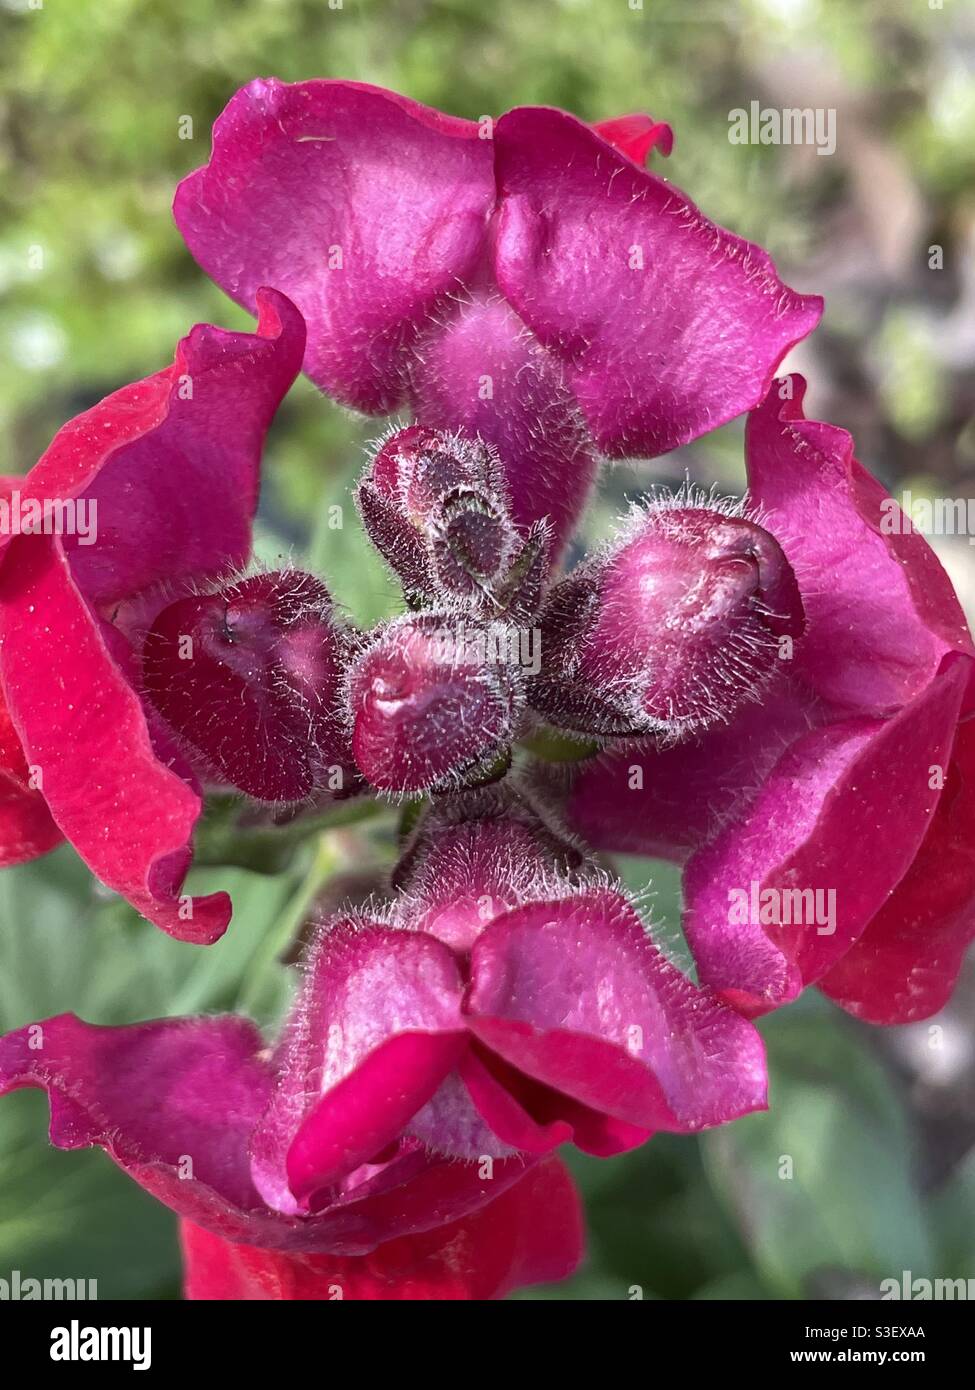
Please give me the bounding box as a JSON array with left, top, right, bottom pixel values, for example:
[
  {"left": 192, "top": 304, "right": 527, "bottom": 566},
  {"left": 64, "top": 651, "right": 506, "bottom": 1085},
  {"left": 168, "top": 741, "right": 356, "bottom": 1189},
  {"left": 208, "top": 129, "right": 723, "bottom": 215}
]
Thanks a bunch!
[
  {"left": 358, "top": 426, "right": 547, "bottom": 611},
  {"left": 142, "top": 570, "right": 356, "bottom": 802},
  {"left": 529, "top": 503, "right": 804, "bottom": 739},
  {"left": 345, "top": 613, "right": 521, "bottom": 793}
]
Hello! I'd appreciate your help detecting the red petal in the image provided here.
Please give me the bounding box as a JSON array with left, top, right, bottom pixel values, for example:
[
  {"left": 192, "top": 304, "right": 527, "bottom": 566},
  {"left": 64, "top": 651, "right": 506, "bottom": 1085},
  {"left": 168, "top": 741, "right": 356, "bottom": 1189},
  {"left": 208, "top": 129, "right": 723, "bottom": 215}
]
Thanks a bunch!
[{"left": 181, "top": 1157, "right": 583, "bottom": 1300}]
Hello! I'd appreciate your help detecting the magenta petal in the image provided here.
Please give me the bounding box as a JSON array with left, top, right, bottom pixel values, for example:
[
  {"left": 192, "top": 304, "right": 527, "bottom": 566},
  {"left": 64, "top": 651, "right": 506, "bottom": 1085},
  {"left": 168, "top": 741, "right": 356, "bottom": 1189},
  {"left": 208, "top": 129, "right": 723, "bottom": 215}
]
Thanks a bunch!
[
  {"left": 746, "top": 377, "right": 975, "bottom": 716},
  {"left": 567, "top": 684, "right": 815, "bottom": 861},
  {"left": 457, "top": 1046, "right": 573, "bottom": 1155},
  {"left": 0, "top": 768, "right": 61, "bottom": 868},
  {"left": 684, "top": 657, "right": 971, "bottom": 1014},
  {"left": 819, "top": 716, "right": 975, "bottom": 1024},
  {"left": 0, "top": 1013, "right": 274, "bottom": 1219},
  {"left": 459, "top": 1045, "right": 648, "bottom": 1157},
  {"left": 175, "top": 79, "right": 494, "bottom": 412},
  {"left": 0, "top": 684, "right": 61, "bottom": 866},
  {"left": 493, "top": 107, "right": 822, "bottom": 458},
  {"left": 593, "top": 113, "right": 674, "bottom": 164},
  {"left": 181, "top": 1156, "right": 582, "bottom": 1300},
  {"left": 250, "top": 920, "right": 466, "bottom": 1213},
  {"left": 410, "top": 294, "right": 597, "bottom": 560},
  {"left": 552, "top": 1104, "right": 651, "bottom": 1158},
  {"left": 0, "top": 1013, "right": 534, "bottom": 1256},
  {"left": 286, "top": 1032, "right": 467, "bottom": 1206},
  {"left": 0, "top": 294, "right": 303, "bottom": 936},
  {"left": 467, "top": 890, "right": 767, "bottom": 1131}
]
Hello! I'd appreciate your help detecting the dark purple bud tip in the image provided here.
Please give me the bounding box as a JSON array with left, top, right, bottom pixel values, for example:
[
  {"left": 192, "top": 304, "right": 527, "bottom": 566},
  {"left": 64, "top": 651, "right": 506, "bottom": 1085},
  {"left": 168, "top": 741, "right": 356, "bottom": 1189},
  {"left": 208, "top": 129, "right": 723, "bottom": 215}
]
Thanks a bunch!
[
  {"left": 346, "top": 614, "right": 520, "bottom": 794},
  {"left": 431, "top": 491, "right": 515, "bottom": 596},
  {"left": 371, "top": 426, "right": 508, "bottom": 519},
  {"left": 532, "top": 504, "right": 804, "bottom": 739},
  {"left": 142, "top": 570, "right": 354, "bottom": 802}
]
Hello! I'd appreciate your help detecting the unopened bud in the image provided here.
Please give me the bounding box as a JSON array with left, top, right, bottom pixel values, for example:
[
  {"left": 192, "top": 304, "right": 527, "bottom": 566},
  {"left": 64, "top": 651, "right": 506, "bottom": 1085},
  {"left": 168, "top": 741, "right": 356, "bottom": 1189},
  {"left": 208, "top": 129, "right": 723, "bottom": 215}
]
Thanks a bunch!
[
  {"left": 359, "top": 427, "right": 526, "bottom": 606},
  {"left": 142, "top": 570, "right": 355, "bottom": 802},
  {"left": 529, "top": 506, "right": 804, "bottom": 738},
  {"left": 346, "top": 613, "right": 520, "bottom": 793}
]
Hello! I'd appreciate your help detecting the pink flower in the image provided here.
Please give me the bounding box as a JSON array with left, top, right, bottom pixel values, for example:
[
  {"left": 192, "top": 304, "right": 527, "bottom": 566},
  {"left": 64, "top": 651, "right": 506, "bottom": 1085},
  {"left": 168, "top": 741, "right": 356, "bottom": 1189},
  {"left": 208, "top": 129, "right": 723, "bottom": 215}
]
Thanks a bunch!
[
  {"left": 0, "top": 801, "right": 764, "bottom": 1264},
  {"left": 174, "top": 79, "right": 822, "bottom": 559},
  {"left": 0, "top": 291, "right": 305, "bottom": 941},
  {"left": 249, "top": 806, "right": 766, "bottom": 1212},
  {"left": 568, "top": 377, "right": 975, "bottom": 1023},
  {"left": 0, "top": 1010, "right": 560, "bottom": 1259}
]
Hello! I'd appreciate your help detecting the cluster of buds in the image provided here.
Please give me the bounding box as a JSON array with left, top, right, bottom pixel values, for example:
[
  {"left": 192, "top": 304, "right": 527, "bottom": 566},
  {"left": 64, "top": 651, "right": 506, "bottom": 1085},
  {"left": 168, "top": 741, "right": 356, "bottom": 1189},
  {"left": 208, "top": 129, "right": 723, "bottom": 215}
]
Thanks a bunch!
[
  {"left": 138, "top": 431, "right": 807, "bottom": 804},
  {"left": 6, "top": 74, "right": 975, "bottom": 1303},
  {"left": 348, "top": 427, "right": 552, "bottom": 792}
]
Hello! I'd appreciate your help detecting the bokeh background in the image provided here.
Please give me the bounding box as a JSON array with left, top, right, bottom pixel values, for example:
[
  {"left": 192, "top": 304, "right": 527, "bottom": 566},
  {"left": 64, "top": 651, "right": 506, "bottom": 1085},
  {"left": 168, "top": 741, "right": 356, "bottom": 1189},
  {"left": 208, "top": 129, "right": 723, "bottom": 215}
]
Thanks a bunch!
[{"left": 1, "top": 0, "right": 974, "bottom": 1299}]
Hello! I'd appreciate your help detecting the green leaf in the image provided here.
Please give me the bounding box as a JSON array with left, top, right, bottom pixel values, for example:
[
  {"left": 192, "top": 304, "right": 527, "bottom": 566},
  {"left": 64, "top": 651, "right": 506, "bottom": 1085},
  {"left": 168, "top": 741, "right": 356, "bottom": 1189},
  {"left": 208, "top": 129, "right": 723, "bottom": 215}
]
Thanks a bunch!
[
  {"left": 0, "top": 846, "right": 299, "bottom": 1032},
  {"left": 0, "top": 1091, "right": 179, "bottom": 1300},
  {"left": 928, "top": 1149, "right": 975, "bottom": 1278},
  {"left": 702, "top": 1003, "right": 933, "bottom": 1297}
]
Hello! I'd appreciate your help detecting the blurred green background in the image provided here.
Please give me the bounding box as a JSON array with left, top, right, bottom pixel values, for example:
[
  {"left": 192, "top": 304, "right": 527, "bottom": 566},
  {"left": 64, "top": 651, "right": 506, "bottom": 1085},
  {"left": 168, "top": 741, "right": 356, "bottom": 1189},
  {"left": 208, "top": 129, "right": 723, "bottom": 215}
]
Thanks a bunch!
[{"left": 1, "top": 0, "right": 974, "bottom": 1299}]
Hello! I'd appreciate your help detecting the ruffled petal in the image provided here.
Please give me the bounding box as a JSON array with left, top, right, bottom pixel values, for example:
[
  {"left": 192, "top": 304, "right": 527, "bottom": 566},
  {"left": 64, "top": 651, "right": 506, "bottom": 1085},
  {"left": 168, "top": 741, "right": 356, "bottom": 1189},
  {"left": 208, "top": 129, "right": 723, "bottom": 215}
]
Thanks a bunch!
[
  {"left": 0, "top": 540, "right": 230, "bottom": 941},
  {"left": 683, "top": 656, "right": 971, "bottom": 1014},
  {"left": 0, "top": 1012, "right": 535, "bottom": 1256},
  {"left": 3, "top": 290, "right": 304, "bottom": 606},
  {"left": 174, "top": 79, "right": 495, "bottom": 412},
  {"left": 0, "top": 295, "right": 303, "bottom": 938},
  {"left": 493, "top": 106, "right": 822, "bottom": 457},
  {"left": 467, "top": 889, "right": 767, "bottom": 1132},
  {"left": 181, "top": 1156, "right": 582, "bottom": 1300},
  {"left": 593, "top": 113, "right": 674, "bottom": 164},
  {"left": 746, "top": 377, "right": 974, "bottom": 716},
  {"left": 0, "top": 1012, "right": 274, "bottom": 1222}
]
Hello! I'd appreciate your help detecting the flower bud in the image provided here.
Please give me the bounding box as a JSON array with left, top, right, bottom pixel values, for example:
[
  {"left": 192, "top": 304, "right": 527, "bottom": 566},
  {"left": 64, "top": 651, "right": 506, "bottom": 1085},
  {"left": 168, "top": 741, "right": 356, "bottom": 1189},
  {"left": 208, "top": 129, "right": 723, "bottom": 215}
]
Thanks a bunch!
[
  {"left": 142, "top": 570, "right": 356, "bottom": 802},
  {"left": 529, "top": 505, "right": 804, "bottom": 739},
  {"left": 358, "top": 427, "right": 541, "bottom": 608},
  {"left": 346, "top": 613, "right": 520, "bottom": 793}
]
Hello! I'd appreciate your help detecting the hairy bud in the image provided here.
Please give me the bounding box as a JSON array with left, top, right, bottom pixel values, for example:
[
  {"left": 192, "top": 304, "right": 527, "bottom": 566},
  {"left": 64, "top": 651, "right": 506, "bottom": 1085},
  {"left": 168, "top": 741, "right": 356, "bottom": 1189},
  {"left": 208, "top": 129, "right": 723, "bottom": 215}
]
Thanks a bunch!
[
  {"left": 345, "top": 613, "right": 521, "bottom": 793},
  {"left": 142, "top": 570, "right": 356, "bottom": 802},
  {"left": 358, "top": 426, "right": 547, "bottom": 612},
  {"left": 529, "top": 504, "right": 804, "bottom": 739}
]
